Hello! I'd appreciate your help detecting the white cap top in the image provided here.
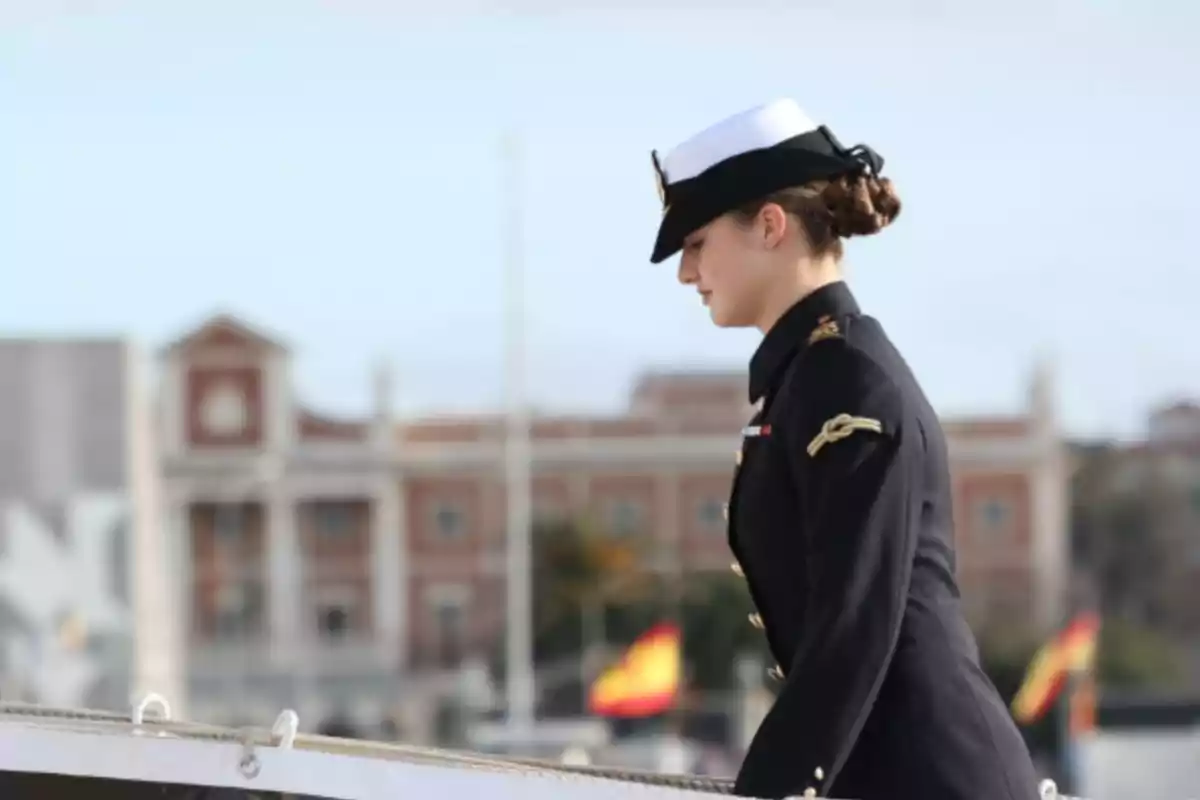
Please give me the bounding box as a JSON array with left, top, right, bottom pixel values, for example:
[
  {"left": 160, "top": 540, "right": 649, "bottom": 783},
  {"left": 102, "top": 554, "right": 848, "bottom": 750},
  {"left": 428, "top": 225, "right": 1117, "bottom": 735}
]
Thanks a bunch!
[{"left": 661, "top": 99, "right": 821, "bottom": 184}]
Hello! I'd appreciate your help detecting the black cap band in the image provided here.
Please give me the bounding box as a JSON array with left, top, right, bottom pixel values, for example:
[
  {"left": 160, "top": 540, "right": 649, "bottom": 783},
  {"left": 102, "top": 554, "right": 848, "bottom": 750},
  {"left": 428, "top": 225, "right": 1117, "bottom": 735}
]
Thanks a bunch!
[{"left": 650, "top": 126, "right": 883, "bottom": 264}]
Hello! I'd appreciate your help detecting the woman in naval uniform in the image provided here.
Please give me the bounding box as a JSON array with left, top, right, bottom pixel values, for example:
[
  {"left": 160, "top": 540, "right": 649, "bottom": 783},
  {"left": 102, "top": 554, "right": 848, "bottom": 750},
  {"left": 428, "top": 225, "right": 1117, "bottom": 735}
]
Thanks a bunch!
[{"left": 648, "top": 99, "right": 1040, "bottom": 800}]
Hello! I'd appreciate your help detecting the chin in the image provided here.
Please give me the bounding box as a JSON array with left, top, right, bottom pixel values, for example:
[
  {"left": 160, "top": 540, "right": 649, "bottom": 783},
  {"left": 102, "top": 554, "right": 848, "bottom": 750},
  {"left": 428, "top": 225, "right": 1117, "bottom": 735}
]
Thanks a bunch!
[{"left": 708, "top": 305, "right": 749, "bottom": 329}]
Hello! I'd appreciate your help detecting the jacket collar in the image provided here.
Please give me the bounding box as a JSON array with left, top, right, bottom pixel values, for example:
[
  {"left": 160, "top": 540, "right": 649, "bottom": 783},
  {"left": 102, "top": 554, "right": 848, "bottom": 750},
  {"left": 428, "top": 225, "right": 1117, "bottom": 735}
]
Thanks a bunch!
[{"left": 748, "top": 281, "right": 861, "bottom": 404}]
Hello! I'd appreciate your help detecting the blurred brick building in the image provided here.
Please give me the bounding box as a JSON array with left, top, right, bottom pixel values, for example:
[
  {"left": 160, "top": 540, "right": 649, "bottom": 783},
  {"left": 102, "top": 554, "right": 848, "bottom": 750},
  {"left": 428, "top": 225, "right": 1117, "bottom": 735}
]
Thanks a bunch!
[{"left": 158, "top": 315, "right": 1070, "bottom": 732}]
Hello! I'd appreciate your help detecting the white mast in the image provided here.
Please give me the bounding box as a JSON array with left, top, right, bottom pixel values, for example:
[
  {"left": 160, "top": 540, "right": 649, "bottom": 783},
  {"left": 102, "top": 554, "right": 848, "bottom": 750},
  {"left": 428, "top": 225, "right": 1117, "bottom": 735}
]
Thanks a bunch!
[{"left": 501, "top": 130, "right": 535, "bottom": 736}]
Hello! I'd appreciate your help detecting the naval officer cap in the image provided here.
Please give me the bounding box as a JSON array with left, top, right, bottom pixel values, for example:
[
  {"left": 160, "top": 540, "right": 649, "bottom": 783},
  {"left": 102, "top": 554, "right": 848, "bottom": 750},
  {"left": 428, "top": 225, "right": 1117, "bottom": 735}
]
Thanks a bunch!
[{"left": 649, "top": 99, "right": 885, "bottom": 264}]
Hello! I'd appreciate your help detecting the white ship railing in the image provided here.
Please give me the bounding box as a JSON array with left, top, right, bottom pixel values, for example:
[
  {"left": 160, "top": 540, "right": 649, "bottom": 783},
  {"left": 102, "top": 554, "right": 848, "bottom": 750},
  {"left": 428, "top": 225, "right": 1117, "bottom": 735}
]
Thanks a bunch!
[{"left": 0, "top": 694, "right": 1082, "bottom": 800}]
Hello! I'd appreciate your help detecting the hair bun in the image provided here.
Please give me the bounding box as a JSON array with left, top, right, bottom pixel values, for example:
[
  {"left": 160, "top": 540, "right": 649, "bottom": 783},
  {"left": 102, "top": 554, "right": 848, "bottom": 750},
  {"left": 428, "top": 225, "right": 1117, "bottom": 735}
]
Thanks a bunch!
[{"left": 823, "top": 174, "right": 902, "bottom": 238}]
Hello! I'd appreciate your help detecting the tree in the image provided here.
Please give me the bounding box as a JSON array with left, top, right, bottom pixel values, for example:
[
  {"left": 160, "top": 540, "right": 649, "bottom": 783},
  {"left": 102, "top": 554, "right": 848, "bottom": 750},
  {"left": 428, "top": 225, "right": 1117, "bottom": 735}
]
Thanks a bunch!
[
  {"left": 1094, "top": 616, "right": 1185, "bottom": 690},
  {"left": 977, "top": 628, "right": 1057, "bottom": 758},
  {"left": 529, "top": 516, "right": 649, "bottom": 666},
  {"left": 1069, "top": 444, "right": 1177, "bottom": 627},
  {"left": 974, "top": 610, "right": 1187, "bottom": 778},
  {"left": 978, "top": 612, "right": 1184, "bottom": 697},
  {"left": 526, "top": 516, "right": 672, "bottom": 716},
  {"left": 681, "top": 572, "right": 770, "bottom": 692}
]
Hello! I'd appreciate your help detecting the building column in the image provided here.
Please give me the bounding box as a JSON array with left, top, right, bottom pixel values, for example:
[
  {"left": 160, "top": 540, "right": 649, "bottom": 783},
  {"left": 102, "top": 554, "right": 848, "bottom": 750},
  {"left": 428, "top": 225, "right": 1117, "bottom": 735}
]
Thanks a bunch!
[
  {"left": 128, "top": 340, "right": 188, "bottom": 716},
  {"left": 267, "top": 489, "right": 302, "bottom": 666},
  {"left": 159, "top": 356, "right": 185, "bottom": 458},
  {"left": 264, "top": 352, "right": 294, "bottom": 451},
  {"left": 133, "top": 490, "right": 190, "bottom": 716},
  {"left": 1028, "top": 358, "right": 1069, "bottom": 632},
  {"left": 657, "top": 470, "right": 682, "bottom": 555},
  {"left": 372, "top": 477, "right": 406, "bottom": 671},
  {"left": 1031, "top": 436, "right": 1069, "bottom": 631},
  {"left": 166, "top": 496, "right": 194, "bottom": 644},
  {"left": 657, "top": 471, "right": 684, "bottom": 612}
]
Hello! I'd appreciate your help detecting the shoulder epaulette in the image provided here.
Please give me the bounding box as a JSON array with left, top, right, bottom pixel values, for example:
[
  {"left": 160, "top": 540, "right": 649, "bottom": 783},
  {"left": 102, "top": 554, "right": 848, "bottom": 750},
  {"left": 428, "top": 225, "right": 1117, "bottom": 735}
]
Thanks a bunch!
[{"left": 807, "top": 315, "right": 842, "bottom": 345}]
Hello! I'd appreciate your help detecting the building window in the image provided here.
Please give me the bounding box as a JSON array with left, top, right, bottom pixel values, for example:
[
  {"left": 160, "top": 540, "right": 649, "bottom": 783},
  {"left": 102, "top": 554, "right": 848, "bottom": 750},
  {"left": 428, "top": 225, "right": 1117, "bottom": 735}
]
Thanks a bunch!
[
  {"left": 534, "top": 498, "right": 566, "bottom": 523},
  {"left": 315, "top": 502, "right": 353, "bottom": 539},
  {"left": 213, "top": 581, "right": 263, "bottom": 641},
  {"left": 316, "top": 597, "right": 354, "bottom": 641},
  {"left": 428, "top": 587, "right": 468, "bottom": 668},
  {"left": 214, "top": 504, "right": 244, "bottom": 544},
  {"left": 607, "top": 499, "right": 644, "bottom": 536},
  {"left": 200, "top": 381, "right": 249, "bottom": 438},
  {"left": 975, "top": 498, "right": 1011, "bottom": 534},
  {"left": 983, "top": 580, "right": 1032, "bottom": 626},
  {"left": 431, "top": 501, "right": 466, "bottom": 539},
  {"left": 696, "top": 498, "right": 726, "bottom": 532}
]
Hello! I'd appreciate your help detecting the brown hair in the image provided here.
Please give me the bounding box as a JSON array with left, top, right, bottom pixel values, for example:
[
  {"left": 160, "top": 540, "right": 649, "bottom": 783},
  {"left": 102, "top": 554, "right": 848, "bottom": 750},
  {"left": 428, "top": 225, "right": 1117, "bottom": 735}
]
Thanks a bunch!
[{"left": 731, "top": 173, "right": 902, "bottom": 260}]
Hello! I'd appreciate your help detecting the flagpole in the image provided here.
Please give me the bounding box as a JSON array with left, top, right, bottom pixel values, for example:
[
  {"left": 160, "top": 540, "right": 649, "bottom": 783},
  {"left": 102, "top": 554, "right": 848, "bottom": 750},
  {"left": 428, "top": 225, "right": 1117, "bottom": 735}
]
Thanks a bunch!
[
  {"left": 668, "top": 532, "right": 685, "bottom": 735},
  {"left": 1057, "top": 669, "right": 1079, "bottom": 794},
  {"left": 501, "top": 130, "right": 535, "bottom": 738}
]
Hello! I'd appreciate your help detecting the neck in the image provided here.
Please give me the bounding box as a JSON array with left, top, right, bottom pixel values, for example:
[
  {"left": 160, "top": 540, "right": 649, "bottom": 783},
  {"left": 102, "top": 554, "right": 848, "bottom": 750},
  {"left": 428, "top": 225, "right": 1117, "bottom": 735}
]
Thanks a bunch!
[{"left": 754, "top": 260, "right": 842, "bottom": 334}]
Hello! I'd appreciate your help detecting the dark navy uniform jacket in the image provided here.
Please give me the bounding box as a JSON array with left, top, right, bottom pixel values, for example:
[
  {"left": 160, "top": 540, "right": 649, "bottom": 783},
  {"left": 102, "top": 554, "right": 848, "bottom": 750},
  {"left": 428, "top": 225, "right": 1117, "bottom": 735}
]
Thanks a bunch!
[{"left": 729, "top": 282, "right": 1038, "bottom": 800}]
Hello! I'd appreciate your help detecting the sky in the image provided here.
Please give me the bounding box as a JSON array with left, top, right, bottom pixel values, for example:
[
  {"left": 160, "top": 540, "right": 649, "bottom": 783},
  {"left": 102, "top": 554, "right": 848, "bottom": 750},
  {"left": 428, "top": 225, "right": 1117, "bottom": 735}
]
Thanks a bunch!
[{"left": 1, "top": 0, "right": 1198, "bottom": 438}]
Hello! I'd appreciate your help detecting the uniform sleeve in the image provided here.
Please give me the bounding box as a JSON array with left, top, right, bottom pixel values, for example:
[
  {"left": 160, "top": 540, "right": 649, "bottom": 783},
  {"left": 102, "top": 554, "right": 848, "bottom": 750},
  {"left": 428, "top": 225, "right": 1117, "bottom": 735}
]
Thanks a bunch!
[{"left": 733, "top": 345, "right": 921, "bottom": 800}]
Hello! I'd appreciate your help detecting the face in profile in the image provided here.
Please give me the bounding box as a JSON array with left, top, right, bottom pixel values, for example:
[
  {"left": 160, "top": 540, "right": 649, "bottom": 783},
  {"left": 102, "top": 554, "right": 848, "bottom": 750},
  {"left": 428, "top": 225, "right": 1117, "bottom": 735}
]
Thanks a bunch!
[{"left": 676, "top": 208, "right": 787, "bottom": 329}]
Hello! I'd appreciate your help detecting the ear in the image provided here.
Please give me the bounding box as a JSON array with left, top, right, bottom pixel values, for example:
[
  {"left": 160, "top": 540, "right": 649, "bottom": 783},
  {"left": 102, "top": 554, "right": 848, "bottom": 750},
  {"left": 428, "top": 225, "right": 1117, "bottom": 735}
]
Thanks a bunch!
[{"left": 757, "top": 202, "right": 788, "bottom": 250}]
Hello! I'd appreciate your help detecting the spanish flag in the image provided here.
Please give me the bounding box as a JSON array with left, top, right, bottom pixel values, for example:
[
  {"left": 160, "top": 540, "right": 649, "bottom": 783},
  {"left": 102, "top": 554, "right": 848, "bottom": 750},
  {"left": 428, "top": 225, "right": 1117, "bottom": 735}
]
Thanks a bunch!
[
  {"left": 1011, "top": 612, "right": 1101, "bottom": 725},
  {"left": 1068, "top": 671, "right": 1098, "bottom": 736},
  {"left": 588, "top": 623, "right": 681, "bottom": 718}
]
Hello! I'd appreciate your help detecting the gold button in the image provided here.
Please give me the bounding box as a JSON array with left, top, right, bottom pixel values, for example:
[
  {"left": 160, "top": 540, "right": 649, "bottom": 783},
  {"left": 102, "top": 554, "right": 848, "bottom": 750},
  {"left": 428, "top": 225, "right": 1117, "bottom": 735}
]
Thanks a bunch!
[
  {"left": 814, "top": 767, "right": 824, "bottom": 781},
  {"left": 735, "top": 449, "right": 743, "bottom": 466},
  {"left": 730, "top": 562, "right": 744, "bottom": 577},
  {"left": 803, "top": 789, "right": 817, "bottom": 799},
  {"left": 748, "top": 613, "right": 764, "bottom": 629},
  {"left": 722, "top": 503, "right": 729, "bottom": 521},
  {"left": 768, "top": 665, "right": 785, "bottom": 680}
]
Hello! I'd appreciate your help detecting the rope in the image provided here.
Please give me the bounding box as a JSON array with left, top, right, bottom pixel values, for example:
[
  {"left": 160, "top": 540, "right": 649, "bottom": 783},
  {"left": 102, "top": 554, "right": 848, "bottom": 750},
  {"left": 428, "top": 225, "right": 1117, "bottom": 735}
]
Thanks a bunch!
[
  {"left": 0, "top": 701, "right": 730, "bottom": 795},
  {"left": 0, "top": 702, "right": 1085, "bottom": 800}
]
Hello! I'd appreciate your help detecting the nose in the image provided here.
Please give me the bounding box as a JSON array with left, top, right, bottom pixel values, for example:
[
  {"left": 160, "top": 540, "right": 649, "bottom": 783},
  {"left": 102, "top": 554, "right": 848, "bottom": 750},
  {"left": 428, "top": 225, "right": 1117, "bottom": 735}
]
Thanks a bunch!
[{"left": 677, "top": 253, "right": 698, "bottom": 286}]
